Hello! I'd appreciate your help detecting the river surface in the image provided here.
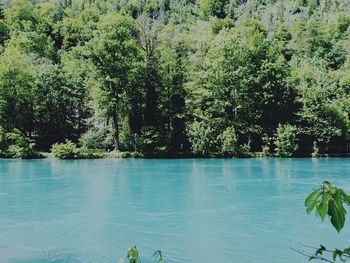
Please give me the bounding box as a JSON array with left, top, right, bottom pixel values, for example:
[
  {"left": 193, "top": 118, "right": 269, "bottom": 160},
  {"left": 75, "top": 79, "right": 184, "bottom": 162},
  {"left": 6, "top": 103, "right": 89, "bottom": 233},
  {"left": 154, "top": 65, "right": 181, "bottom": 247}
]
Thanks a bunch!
[{"left": 0, "top": 158, "right": 349, "bottom": 263}]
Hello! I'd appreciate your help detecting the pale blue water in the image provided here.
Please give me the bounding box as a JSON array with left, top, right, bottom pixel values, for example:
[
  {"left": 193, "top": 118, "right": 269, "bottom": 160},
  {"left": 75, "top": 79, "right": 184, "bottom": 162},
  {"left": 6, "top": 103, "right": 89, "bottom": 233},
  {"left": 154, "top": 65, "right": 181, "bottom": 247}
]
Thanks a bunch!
[{"left": 0, "top": 159, "right": 349, "bottom": 263}]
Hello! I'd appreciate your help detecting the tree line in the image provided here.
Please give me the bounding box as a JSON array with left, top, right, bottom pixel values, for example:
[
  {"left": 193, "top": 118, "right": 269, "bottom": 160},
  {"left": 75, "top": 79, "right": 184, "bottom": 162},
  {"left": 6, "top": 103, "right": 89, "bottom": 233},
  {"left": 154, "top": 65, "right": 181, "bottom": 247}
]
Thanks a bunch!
[{"left": 0, "top": 0, "right": 349, "bottom": 158}]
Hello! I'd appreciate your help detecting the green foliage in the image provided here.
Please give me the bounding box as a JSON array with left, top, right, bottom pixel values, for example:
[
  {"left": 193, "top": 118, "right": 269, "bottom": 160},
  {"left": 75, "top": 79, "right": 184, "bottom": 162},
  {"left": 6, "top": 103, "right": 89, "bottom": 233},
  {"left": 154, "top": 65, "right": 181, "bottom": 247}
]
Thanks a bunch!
[
  {"left": 237, "top": 143, "right": 253, "bottom": 158},
  {"left": 188, "top": 117, "right": 254, "bottom": 157},
  {"left": 31, "top": 54, "right": 91, "bottom": 150},
  {"left": 87, "top": 14, "right": 142, "bottom": 151},
  {"left": 106, "top": 150, "right": 142, "bottom": 158},
  {"left": 51, "top": 139, "right": 78, "bottom": 159},
  {"left": 0, "top": 46, "right": 34, "bottom": 132},
  {"left": 199, "top": 0, "right": 228, "bottom": 19},
  {"left": 0, "top": 126, "right": 6, "bottom": 152},
  {"left": 0, "top": 0, "right": 349, "bottom": 158},
  {"left": 303, "top": 181, "right": 350, "bottom": 262},
  {"left": 6, "top": 129, "right": 40, "bottom": 158},
  {"left": 203, "top": 19, "right": 296, "bottom": 152},
  {"left": 274, "top": 124, "right": 299, "bottom": 157},
  {"left": 55, "top": 17, "right": 94, "bottom": 50},
  {"left": 295, "top": 63, "right": 350, "bottom": 151},
  {"left": 7, "top": 0, "right": 37, "bottom": 31},
  {"left": 188, "top": 119, "right": 218, "bottom": 156},
  {"left": 261, "top": 134, "right": 272, "bottom": 157},
  {"left": 220, "top": 126, "right": 238, "bottom": 157},
  {"left": 305, "top": 181, "right": 350, "bottom": 232},
  {"left": 139, "top": 126, "right": 169, "bottom": 156},
  {"left": 0, "top": 19, "right": 10, "bottom": 46},
  {"left": 79, "top": 126, "right": 114, "bottom": 150},
  {"left": 51, "top": 139, "right": 107, "bottom": 159},
  {"left": 0, "top": 7, "right": 4, "bottom": 20},
  {"left": 121, "top": 246, "right": 165, "bottom": 263},
  {"left": 0, "top": 128, "right": 40, "bottom": 158},
  {"left": 126, "top": 246, "right": 139, "bottom": 263},
  {"left": 210, "top": 17, "right": 233, "bottom": 34},
  {"left": 77, "top": 147, "right": 105, "bottom": 159}
]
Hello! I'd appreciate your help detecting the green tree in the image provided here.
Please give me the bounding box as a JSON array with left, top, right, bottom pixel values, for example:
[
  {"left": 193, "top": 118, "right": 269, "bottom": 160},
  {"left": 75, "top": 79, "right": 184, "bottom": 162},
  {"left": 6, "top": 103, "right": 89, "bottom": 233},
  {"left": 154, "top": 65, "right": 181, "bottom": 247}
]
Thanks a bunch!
[
  {"left": 87, "top": 14, "right": 142, "bottom": 151},
  {"left": 51, "top": 139, "right": 78, "bottom": 159},
  {"left": 54, "top": 16, "right": 95, "bottom": 51},
  {"left": 7, "top": 128, "right": 40, "bottom": 158},
  {"left": 0, "top": 47, "right": 34, "bottom": 134},
  {"left": 137, "top": 14, "right": 161, "bottom": 128},
  {"left": 158, "top": 36, "right": 189, "bottom": 153},
  {"left": 0, "top": 19, "right": 9, "bottom": 46},
  {"left": 220, "top": 126, "right": 238, "bottom": 157},
  {"left": 274, "top": 123, "right": 299, "bottom": 157},
  {"left": 188, "top": 117, "right": 224, "bottom": 156},
  {"left": 0, "top": 7, "right": 4, "bottom": 20},
  {"left": 199, "top": 0, "right": 229, "bottom": 19},
  {"left": 6, "top": 30, "right": 56, "bottom": 59},
  {"left": 6, "top": 0, "right": 37, "bottom": 32},
  {"left": 31, "top": 60, "right": 66, "bottom": 149},
  {"left": 203, "top": 20, "right": 296, "bottom": 150},
  {"left": 0, "top": 0, "right": 349, "bottom": 157},
  {"left": 60, "top": 49, "right": 93, "bottom": 139},
  {"left": 293, "top": 61, "right": 350, "bottom": 153}
]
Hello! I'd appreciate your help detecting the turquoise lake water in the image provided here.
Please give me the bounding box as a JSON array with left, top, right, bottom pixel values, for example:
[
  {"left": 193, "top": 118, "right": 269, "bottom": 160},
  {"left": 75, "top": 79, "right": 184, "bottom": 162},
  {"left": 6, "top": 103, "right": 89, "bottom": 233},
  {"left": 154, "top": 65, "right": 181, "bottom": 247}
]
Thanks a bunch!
[{"left": 0, "top": 158, "right": 349, "bottom": 263}]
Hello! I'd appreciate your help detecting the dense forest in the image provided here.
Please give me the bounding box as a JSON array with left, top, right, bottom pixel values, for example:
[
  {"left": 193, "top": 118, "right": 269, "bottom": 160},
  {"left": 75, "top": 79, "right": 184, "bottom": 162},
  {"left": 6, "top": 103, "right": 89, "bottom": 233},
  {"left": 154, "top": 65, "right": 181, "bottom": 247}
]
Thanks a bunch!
[{"left": 0, "top": 0, "right": 349, "bottom": 158}]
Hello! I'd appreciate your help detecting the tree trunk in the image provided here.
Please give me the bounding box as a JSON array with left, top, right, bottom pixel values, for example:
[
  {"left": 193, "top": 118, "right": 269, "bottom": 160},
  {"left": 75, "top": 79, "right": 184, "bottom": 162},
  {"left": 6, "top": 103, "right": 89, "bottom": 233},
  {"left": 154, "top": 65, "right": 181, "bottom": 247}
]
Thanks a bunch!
[
  {"left": 111, "top": 106, "right": 120, "bottom": 151},
  {"left": 144, "top": 64, "right": 158, "bottom": 127}
]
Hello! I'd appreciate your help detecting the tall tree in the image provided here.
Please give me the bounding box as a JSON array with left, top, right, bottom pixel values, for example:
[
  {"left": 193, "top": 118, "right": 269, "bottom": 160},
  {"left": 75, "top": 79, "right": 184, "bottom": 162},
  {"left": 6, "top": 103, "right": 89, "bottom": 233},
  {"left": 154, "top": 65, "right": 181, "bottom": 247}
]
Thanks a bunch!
[
  {"left": 159, "top": 37, "right": 189, "bottom": 152},
  {"left": 87, "top": 14, "right": 142, "bottom": 151},
  {"left": 136, "top": 13, "right": 162, "bottom": 128},
  {"left": 0, "top": 47, "right": 34, "bottom": 134},
  {"left": 202, "top": 20, "right": 296, "bottom": 150}
]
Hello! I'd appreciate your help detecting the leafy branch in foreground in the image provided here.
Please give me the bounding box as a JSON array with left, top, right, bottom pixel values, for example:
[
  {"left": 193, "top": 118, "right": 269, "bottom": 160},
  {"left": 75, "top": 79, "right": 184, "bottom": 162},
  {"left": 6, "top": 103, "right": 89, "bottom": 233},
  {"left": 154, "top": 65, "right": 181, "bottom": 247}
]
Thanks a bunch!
[
  {"left": 294, "top": 181, "right": 350, "bottom": 262},
  {"left": 119, "top": 246, "right": 164, "bottom": 263},
  {"left": 305, "top": 181, "right": 350, "bottom": 232}
]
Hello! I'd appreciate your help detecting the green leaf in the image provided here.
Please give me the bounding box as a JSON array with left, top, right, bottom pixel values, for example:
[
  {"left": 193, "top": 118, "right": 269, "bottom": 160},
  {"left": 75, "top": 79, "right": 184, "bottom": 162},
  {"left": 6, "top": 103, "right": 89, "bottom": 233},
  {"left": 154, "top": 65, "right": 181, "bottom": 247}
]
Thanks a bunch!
[
  {"left": 305, "top": 189, "right": 322, "bottom": 214},
  {"left": 343, "top": 247, "right": 350, "bottom": 254},
  {"left": 338, "top": 189, "right": 350, "bottom": 206},
  {"left": 328, "top": 198, "right": 346, "bottom": 232},
  {"left": 332, "top": 249, "right": 342, "bottom": 261},
  {"left": 316, "top": 194, "right": 328, "bottom": 221},
  {"left": 328, "top": 185, "right": 336, "bottom": 195},
  {"left": 126, "top": 246, "right": 139, "bottom": 263},
  {"left": 315, "top": 245, "right": 326, "bottom": 256},
  {"left": 323, "top": 180, "right": 331, "bottom": 187}
]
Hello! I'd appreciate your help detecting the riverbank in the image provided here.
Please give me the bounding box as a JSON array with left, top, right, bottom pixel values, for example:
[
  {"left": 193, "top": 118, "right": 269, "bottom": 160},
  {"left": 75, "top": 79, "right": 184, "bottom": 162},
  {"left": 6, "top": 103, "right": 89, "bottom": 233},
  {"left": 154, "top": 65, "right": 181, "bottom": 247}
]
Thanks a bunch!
[{"left": 3, "top": 150, "right": 350, "bottom": 160}]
